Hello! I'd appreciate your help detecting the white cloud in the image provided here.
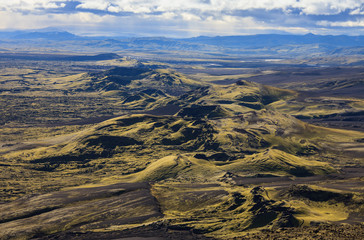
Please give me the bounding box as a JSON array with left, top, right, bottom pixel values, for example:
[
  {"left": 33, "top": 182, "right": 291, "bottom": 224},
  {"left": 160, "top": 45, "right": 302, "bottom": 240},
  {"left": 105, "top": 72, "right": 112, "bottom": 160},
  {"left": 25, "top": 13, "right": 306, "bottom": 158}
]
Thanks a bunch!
[
  {"left": 0, "top": 0, "right": 364, "bottom": 36},
  {"left": 74, "top": 0, "right": 363, "bottom": 15},
  {"left": 180, "top": 12, "right": 201, "bottom": 21},
  {"left": 350, "top": 8, "right": 364, "bottom": 15},
  {"left": 1, "top": 0, "right": 66, "bottom": 12},
  {"left": 318, "top": 19, "right": 364, "bottom": 27},
  {"left": 1, "top": 0, "right": 363, "bottom": 15},
  {"left": 0, "top": 10, "right": 116, "bottom": 30},
  {"left": 76, "top": 1, "right": 111, "bottom": 11}
]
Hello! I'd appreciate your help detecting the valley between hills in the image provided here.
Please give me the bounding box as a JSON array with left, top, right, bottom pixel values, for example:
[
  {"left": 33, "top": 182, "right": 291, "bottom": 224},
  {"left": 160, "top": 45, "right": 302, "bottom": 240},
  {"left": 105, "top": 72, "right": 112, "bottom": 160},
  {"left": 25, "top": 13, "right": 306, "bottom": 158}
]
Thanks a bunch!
[{"left": 0, "top": 46, "right": 363, "bottom": 239}]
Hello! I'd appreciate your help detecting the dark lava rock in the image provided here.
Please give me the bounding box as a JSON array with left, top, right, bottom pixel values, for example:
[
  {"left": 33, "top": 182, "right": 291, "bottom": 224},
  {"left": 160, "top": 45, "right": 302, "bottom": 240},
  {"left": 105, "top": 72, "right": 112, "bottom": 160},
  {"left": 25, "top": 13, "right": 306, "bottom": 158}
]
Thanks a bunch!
[{"left": 288, "top": 185, "right": 353, "bottom": 203}]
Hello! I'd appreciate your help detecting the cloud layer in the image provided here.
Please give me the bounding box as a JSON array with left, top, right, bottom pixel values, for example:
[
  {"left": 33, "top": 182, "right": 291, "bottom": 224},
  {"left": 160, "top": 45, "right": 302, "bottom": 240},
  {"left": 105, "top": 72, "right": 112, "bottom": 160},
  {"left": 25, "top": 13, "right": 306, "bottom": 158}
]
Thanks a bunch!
[{"left": 1, "top": 0, "right": 364, "bottom": 37}]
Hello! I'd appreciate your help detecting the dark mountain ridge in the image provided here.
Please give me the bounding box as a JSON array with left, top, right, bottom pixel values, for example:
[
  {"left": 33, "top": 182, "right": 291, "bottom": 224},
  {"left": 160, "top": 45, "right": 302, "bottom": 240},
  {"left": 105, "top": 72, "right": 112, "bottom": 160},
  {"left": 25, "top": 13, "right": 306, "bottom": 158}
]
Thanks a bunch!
[
  {"left": 181, "top": 33, "right": 364, "bottom": 48},
  {"left": 12, "top": 31, "right": 79, "bottom": 40},
  {"left": 1, "top": 31, "right": 363, "bottom": 54}
]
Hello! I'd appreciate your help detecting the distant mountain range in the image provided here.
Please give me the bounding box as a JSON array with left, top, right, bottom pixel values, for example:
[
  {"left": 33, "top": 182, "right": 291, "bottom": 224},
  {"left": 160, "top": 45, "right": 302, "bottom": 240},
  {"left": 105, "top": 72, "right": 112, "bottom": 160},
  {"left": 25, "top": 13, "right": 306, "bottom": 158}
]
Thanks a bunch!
[
  {"left": 0, "top": 52, "right": 121, "bottom": 61},
  {"left": 0, "top": 31, "right": 81, "bottom": 40},
  {"left": 12, "top": 31, "right": 79, "bottom": 40},
  {"left": 180, "top": 33, "right": 364, "bottom": 48},
  {"left": 0, "top": 30, "right": 363, "bottom": 55}
]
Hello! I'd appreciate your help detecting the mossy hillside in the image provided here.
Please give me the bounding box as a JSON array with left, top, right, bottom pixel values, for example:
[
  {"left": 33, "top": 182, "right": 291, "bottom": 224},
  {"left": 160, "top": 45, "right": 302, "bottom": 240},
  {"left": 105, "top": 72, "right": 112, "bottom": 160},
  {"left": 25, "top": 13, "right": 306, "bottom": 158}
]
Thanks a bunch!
[
  {"left": 3, "top": 84, "right": 363, "bottom": 187},
  {"left": 0, "top": 66, "right": 304, "bottom": 128},
  {"left": 1, "top": 65, "right": 364, "bottom": 238},
  {"left": 1, "top": 118, "right": 363, "bottom": 238},
  {"left": 152, "top": 182, "right": 363, "bottom": 238},
  {"left": 3, "top": 115, "right": 218, "bottom": 174},
  {"left": 59, "top": 67, "right": 204, "bottom": 96},
  {"left": 270, "top": 96, "right": 364, "bottom": 120},
  {"left": 108, "top": 153, "right": 229, "bottom": 184},
  {"left": 208, "top": 110, "right": 324, "bottom": 156},
  {"left": 283, "top": 185, "right": 364, "bottom": 226},
  {"left": 176, "top": 104, "right": 231, "bottom": 119},
  {"left": 2, "top": 53, "right": 364, "bottom": 239},
  {"left": 5, "top": 67, "right": 205, "bottom": 122},
  {"left": 0, "top": 179, "right": 361, "bottom": 240},
  {"left": 221, "top": 149, "right": 334, "bottom": 177},
  {"left": 173, "top": 80, "right": 296, "bottom": 115},
  {"left": 152, "top": 184, "right": 302, "bottom": 239},
  {"left": 3, "top": 110, "right": 347, "bottom": 185},
  {"left": 123, "top": 155, "right": 191, "bottom": 182},
  {"left": 0, "top": 182, "right": 162, "bottom": 240}
]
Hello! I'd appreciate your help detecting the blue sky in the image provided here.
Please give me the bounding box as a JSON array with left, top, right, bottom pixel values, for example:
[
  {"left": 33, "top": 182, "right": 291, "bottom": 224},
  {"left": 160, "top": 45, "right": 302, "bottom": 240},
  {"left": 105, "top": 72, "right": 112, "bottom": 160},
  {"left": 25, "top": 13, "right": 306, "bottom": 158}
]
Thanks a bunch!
[{"left": 1, "top": 0, "right": 364, "bottom": 37}]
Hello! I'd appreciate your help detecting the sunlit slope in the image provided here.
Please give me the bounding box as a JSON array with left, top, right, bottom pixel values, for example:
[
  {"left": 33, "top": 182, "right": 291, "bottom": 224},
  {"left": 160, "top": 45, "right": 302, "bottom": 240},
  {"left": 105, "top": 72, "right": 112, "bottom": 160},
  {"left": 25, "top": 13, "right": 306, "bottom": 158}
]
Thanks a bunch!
[
  {"left": 171, "top": 80, "right": 296, "bottom": 115},
  {"left": 152, "top": 183, "right": 364, "bottom": 239},
  {"left": 4, "top": 110, "right": 349, "bottom": 183},
  {"left": 2, "top": 77, "right": 364, "bottom": 196},
  {"left": 4, "top": 76, "right": 364, "bottom": 182},
  {"left": 270, "top": 96, "right": 364, "bottom": 119},
  {"left": 0, "top": 182, "right": 163, "bottom": 240},
  {"left": 51, "top": 66, "right": 203, "bottom": 98},
  {"left": 1, "top": 178, "right": 362, "bottom": 239},
  {"left": 25, "top": 66, "right": 205, "bottom": 115}
]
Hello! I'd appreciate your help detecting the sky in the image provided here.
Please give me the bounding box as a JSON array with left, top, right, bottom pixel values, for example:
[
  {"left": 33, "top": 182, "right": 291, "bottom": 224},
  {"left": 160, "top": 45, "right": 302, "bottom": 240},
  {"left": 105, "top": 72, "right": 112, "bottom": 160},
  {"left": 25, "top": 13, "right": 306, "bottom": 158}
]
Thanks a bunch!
[{"left": 1, "top": 0, "right": 364, "bottom": 37}]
